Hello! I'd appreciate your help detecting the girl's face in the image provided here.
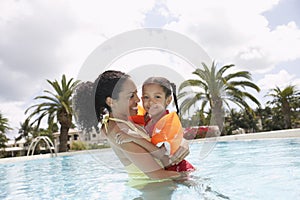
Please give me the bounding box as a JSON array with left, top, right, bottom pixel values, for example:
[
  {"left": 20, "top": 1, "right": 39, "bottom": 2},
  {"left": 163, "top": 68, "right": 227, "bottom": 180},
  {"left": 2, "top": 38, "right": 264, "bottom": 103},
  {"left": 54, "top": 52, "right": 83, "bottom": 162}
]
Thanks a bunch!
[
  {"left": 142, "top": 83, "right": 172, "bottom": 116},
  {"left": 110, "top": 78, "right": 140, "bottom": 119}
]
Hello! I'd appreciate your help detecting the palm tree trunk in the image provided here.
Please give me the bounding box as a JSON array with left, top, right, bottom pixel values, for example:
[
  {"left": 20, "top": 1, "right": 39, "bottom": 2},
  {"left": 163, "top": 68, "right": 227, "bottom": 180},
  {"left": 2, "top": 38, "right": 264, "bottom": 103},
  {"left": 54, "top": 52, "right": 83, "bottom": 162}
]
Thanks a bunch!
[
  {"left": 59, "top": 126, "right": 69, "bottom": 152},
  {"left": 211, "top": 110, "right": 224, "bottom": 136},
  {"left": 211, "top": 98, "right": 224, "bottom": 136},
  {"left": 282, "top": 101, "right": 292, "bottom": 129},
  {"left": 57, "top": 110, "right": 72, "bottom": 152}
]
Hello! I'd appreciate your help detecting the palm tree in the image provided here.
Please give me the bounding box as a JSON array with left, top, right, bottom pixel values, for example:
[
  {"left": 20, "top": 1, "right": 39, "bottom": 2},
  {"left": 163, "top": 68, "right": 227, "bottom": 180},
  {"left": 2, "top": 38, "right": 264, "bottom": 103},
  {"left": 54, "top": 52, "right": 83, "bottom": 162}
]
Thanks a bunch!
[
  {"left": 0, "top": 112, "right": 12, "bottom": 148},
  {"left": 178, "top": 62, "right": 261, "bottom": 134},
  {"left": 25, "top": 75, "right": 80, "bottom": 152},
  {"left": 225, "top": 109, "right": 242, "bottom": 134},
  {"left": 226, "top": 109, "right": 258, "bottom": 134},
  {"left": 266, "top": 85, "right": 300, "bottom": 129},
  {"left": 17, "top": 119, "right": 32, "bottom": 140}
]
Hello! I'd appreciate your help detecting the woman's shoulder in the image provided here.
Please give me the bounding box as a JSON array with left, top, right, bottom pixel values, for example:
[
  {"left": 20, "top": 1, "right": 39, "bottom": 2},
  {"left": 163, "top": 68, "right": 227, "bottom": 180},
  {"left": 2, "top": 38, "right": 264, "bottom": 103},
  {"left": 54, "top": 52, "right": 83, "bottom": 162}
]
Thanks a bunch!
[{"left": 104, "top": 121, "right": 123, "bottom": 139}]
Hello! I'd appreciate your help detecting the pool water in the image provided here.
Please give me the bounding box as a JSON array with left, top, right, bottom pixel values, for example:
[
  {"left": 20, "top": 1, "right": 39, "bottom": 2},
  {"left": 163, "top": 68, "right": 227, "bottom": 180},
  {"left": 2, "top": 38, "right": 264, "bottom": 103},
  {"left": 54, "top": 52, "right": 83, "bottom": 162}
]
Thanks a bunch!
[{"left": 1, "top": 138, "right": 300, "bottom": 200}]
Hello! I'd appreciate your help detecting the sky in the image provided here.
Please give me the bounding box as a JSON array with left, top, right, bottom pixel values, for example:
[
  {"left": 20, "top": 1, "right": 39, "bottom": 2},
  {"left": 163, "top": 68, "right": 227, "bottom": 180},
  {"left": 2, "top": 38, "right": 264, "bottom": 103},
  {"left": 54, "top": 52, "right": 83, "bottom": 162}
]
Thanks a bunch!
[{"left": 0, "top": 0, "right": 300, "bottom": 137}]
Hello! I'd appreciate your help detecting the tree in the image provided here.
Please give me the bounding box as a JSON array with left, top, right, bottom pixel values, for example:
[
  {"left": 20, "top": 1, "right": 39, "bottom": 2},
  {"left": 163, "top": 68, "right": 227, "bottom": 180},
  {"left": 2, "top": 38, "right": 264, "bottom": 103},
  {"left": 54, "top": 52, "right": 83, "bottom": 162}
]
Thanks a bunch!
[
  {"left": 25, "top": 75, "right": 80, "bottom": 152},
  {"left": 255, "top": 106, "right": 285, "bottom": 131},
  {"left": 225, "top": 109, "right": 258, "bottom": 134},
  {"left": 0, "top": 112, "right": 11, "bottom": 148},
  {"left": 15, "top": 119, "right": 33, "bottom": 149},
  {"left": 17, "top": 119, "right": 32, "bottom": 140},
  {"left": 178, "top": 62, "right": 261, "bottom": 135},
  {"left": 224, "top": 109, "right": 241, "bottom": 134},
  {"left": 266, "top": 85, "right": 300, "bottom": 129},
  {"left": 17, "top": 119, "right": 59, "bottom": 147}
]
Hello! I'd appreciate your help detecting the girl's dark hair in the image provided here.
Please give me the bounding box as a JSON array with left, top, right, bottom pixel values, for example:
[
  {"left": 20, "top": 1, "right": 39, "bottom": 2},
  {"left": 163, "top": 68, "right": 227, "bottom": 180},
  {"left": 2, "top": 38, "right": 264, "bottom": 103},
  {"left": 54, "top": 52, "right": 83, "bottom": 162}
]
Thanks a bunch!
[
  {"left": 142, "top": 77, "right": 180, "bottom": 115},
  {"left": 94, "top": 70, "right": 130, "bottom": 122}
]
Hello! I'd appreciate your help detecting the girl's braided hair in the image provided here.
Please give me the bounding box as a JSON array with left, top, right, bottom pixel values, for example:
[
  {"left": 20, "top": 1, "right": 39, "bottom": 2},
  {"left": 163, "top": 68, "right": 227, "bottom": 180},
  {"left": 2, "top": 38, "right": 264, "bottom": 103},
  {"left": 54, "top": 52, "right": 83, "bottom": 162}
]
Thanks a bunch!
[{"left": 142, "top": 77, "right": 180, "bottom": 115}]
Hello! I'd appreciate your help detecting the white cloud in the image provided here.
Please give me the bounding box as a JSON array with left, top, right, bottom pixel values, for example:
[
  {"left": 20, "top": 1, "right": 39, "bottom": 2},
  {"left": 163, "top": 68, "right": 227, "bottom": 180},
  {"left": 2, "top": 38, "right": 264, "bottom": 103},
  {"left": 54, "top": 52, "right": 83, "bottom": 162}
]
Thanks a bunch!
[
  {"left": 52, "top": 0, "right": 157, "bottom": 80},
  {"left": 262, "top": 22, "right": 300, "bottom": 62},
  {"left": 162, "top": 0, "right": 300, "bottom": 75},
  {"left": 0, "top": 0, "right": 156, "bottom": 131},
  {"left": 66, "top": 0, "right": 154, "bottom": 35},
  {"left": 0, "top": 101, "right": 26, "bottom": 130},
  {"left": 1, "top": 0, "right": 299, "bottom": 133},
  {"left": 235, "top": 21, "right": 300, "bottom": 73},
  {"left": 257, "top": 69, "right": 299, "bottom": 90},
  {"left": 109, "top": 50, "right": 196, "bottom": 87},
  {"left": 0, "top": 1, "right": 78, "bottom": 102}
]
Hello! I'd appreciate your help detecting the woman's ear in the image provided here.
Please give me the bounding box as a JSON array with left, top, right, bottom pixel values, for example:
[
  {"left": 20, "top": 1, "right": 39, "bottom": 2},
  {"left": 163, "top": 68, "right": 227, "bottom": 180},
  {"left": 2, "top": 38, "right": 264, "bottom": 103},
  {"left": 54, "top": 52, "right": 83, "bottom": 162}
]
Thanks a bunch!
[{"left": 105, "top": 97, "right": 113, "bottom": 107}]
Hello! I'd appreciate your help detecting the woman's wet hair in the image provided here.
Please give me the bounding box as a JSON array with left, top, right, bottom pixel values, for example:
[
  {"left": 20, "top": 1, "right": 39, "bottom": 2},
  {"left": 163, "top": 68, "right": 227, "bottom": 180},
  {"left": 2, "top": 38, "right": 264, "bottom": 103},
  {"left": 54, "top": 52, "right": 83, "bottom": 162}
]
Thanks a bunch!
[
  {"left": 73, "top": 81, "right": 99, "bottom": 133},
  {"left": 142, "top": 77, "right": 180, "bottom": 114},
  {"left": 72, "top": 70, "right": 130, "bottom": 132},
  {"left": 94, "top": 70, "right": 130, "bottom": 121}
]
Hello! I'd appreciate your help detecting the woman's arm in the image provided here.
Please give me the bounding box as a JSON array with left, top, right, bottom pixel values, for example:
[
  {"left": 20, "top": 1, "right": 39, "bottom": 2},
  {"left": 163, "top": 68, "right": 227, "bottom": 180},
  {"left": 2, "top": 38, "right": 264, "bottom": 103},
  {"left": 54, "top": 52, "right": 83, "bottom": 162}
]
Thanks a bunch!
[
  {"left": 119, "top": 141, "right": 181, "bottom": 179},
  {"left": 115, "top": 133, "right": 171, "bottom": 166},
  {"left": 115, "top": 121, "right": 190, "bottom": 167},
  {"left": 132, "top": 137, "right": 190, "bottom": 167},
  {"left": 106, "top": 126, "right": 181, "bottom": 179}
]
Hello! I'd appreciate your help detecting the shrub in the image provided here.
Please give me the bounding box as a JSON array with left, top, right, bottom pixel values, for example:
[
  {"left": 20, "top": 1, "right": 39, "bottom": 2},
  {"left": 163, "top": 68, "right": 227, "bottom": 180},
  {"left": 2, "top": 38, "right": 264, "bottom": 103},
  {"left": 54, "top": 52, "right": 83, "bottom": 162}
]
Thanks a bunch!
[{"left": 70, "top": 141, "right": 87, "bottom": 150}]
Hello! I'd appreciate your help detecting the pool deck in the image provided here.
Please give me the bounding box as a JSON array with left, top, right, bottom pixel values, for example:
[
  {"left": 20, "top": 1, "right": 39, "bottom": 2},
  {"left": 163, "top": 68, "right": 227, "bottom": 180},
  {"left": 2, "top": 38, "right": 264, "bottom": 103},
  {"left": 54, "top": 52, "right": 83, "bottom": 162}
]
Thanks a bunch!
[
  {"left": 0, "top": 148, "right": 109, "bottom": 164},
  {"left": 192, "top": 128, "right": 300, "bottom": 142},
  {"left": 1, "top": 128, "right": 300, "bottom": 164}
]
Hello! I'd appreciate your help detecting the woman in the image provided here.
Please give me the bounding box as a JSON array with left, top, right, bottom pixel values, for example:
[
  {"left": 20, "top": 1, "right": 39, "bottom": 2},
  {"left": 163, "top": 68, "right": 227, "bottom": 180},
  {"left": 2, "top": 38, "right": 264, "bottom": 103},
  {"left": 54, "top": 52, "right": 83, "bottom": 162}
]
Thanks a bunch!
[{"left": 94, "top": 70, "right": 186, "bottom": 180}]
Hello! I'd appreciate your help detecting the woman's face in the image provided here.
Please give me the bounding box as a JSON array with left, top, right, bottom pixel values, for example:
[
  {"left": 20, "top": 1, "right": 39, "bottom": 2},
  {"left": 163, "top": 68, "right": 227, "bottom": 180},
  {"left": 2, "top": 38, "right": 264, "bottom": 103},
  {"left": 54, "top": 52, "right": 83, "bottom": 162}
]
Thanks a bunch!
[{"left": 111, "top": 78, "right": 140, "bottom": 119}]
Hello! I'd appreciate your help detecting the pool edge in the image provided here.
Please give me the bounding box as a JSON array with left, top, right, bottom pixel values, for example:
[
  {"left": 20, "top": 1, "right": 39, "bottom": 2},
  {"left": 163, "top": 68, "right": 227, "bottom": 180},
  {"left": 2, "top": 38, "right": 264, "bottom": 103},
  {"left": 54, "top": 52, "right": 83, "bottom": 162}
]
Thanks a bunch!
[{"left": 190, "top": 128, "right": 300, "bottom": 143}]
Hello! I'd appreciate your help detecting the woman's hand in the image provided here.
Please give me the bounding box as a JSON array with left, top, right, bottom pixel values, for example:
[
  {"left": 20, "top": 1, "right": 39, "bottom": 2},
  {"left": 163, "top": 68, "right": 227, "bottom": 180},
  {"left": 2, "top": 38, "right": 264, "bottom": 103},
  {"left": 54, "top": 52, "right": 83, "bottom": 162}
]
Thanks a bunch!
[
  {"left": 168, "top": 139, "right": 190, "bottom": 166},
  {"left": 160, "top": 154, "right": 172, "bottom": 167}
]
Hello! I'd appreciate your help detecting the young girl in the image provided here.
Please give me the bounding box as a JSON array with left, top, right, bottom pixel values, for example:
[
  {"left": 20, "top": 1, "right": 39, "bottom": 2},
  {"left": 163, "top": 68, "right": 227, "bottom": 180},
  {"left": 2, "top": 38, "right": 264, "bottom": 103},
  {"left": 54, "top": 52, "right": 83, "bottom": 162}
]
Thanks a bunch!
[{"left": 117, "top": 77, "right": 195, "bottom": 172}]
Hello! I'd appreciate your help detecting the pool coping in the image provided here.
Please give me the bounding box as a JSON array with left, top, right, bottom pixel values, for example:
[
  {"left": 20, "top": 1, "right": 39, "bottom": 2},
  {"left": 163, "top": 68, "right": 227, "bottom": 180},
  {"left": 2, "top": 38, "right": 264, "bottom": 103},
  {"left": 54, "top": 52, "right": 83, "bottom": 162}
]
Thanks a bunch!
[
  {"left": 0, "top": 148, "right": 110, "bottom": 164},
  {"left": 191, "top": 128, "right": 300, "bottom": 142},
  {"left": 1, "top": 128, "right": 300, "bottom": 164}
]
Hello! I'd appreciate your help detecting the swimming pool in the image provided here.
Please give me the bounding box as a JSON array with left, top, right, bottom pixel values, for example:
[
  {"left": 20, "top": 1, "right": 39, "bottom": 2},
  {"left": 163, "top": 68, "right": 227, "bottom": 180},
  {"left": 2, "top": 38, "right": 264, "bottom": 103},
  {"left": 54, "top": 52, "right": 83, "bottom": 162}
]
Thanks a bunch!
[{"left": 1, "top": 138, "right": 300, "bottom": 199}]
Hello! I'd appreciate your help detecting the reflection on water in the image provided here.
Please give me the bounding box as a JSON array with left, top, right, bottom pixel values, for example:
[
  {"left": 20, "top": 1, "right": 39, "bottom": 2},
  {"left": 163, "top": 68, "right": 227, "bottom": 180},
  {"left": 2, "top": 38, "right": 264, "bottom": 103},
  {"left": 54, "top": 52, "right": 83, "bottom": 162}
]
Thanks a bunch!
[
  {"left": 128, "top": 174, "right": 230, "bottom": 200},
  {"left": 1, "top": 138, "right": 300, "bottom": 199}
]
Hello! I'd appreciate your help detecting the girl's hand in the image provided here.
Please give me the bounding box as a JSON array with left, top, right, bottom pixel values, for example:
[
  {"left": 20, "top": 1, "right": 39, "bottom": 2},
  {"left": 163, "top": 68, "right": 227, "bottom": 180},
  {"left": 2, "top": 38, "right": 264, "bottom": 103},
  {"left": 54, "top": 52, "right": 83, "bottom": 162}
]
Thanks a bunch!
[{"left": 115, "top": 133, "right": 134, "bottom": 144}]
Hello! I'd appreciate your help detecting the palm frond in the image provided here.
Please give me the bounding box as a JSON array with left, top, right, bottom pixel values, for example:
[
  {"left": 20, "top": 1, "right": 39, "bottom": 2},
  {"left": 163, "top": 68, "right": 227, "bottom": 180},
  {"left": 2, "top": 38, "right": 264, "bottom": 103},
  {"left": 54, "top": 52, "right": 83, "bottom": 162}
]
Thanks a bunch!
[{"left": 25, "top": 74, "right": 79, "bottom": 132}]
